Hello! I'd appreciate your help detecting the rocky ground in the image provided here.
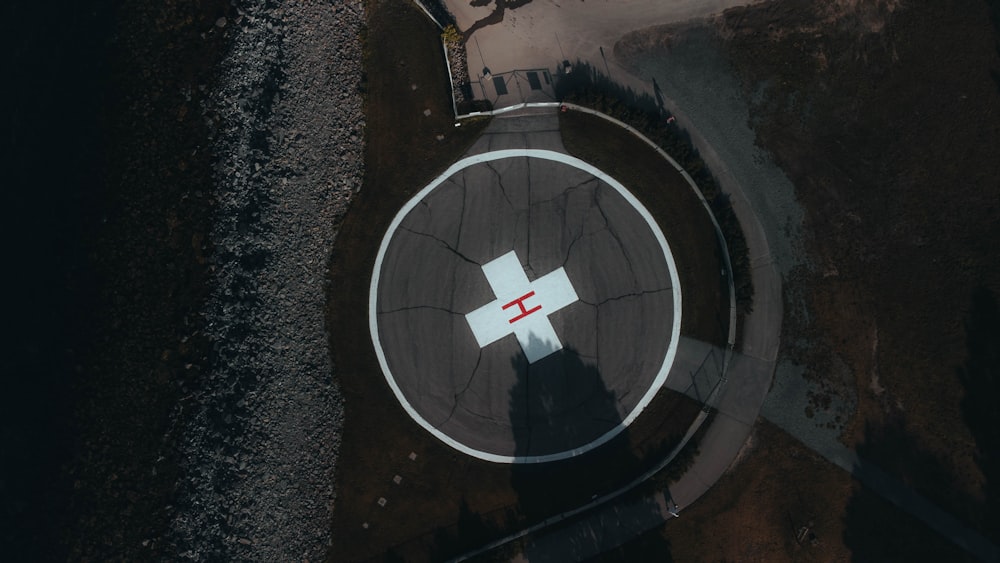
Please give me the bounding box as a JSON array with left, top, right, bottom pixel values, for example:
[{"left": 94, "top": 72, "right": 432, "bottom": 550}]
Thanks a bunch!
[
  {"left": 5, "top": 0, "right": 364, "bottom": 560},
  {"left": 164, "top": 1, "right": 364, "bottom": 560}
]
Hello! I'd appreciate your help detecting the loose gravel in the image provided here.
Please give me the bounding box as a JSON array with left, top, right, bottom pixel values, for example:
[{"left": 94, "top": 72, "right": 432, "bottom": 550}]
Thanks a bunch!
[{"left": 165, "top": 1, "right": 364, "bottom": 560}]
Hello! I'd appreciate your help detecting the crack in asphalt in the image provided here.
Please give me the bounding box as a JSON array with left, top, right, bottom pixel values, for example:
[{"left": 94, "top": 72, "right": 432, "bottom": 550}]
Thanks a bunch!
[
  {"left": 578, "top": 287, "right": 673, "bottom": 308},
  {"left": 561, "top": 219, "right": 609, "bottom": 271},
  {"left": 533, "top": 176, "right": 599, "bottom": 207},
  {"left": 437, "top": 348, "right": 485, "bottom": 429},
  {"left": 415, "top": 175, "right": 464, "bottom": 229},
  {"left": 400, "top": 226, "right": 482, "bottom": 266},
  {"left": 449, "top": 181, "right": 468, "bottom": 319},
  {"left": 593, "top": 186, "right": 639, "bottom": 290},
  {"left": 452, "top": 404, "right": 504, "bottom": 423},
  {"left": 561, "top": 229, "right": 586, "bottom": 270},
  {"left": 595, "top": 303, "right": 601, "bottom": 365},
  {"left": 559, "top": 182, "right": 611, "bottom": 271},
  {"left": 590, "top": 413, "right": 623, "bottom": 425},
  {"left": 378, "top": 304, "right": 463, "bottom": 316},
  {"left": 486, "top": 161, "right": 516, "bottom": 211},
  {"left": 441, "top": 175, "right": 465, "bottom": 196}
]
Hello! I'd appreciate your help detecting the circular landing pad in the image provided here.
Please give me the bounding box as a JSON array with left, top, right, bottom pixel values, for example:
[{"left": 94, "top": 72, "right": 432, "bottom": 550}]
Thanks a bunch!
[{"left": 370, "top": 149, "right": 681, "bottom": 463}]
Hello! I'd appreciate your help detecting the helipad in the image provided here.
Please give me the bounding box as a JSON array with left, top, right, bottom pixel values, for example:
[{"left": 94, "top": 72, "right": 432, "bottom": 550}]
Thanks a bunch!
[{"left": 370, "top": 149, "right": 681, "bottom": 463}]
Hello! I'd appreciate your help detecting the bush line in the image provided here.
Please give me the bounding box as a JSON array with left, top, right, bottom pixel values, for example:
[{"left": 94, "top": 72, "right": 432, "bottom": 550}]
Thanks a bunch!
[{"left": 556, "top": 62, "right": 754, "bottom": 312}]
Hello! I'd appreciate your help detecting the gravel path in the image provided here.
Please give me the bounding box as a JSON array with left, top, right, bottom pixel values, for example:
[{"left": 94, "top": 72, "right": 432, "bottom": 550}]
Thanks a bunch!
[{"left": 166, "top": 1, "right": 364, "bottom": 559}]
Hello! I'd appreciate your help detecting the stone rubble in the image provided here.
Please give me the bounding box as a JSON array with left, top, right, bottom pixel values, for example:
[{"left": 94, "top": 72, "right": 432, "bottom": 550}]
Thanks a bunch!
[
  {"left": 165, "top": 0, "right": 364, "bottom": 560},
  {"left": 445, "top": 34, "right": 470, "bottom": 106}
]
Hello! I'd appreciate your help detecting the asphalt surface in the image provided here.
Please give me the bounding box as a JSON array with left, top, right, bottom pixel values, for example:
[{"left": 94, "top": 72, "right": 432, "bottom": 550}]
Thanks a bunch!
[{"left": 371, "top": 113, "right": 690, "bottom": 462}]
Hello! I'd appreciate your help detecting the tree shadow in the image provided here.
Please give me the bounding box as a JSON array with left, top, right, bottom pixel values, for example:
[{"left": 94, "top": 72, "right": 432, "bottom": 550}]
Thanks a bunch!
[
  {"left": 958, "top": 287, "right": 1000, "bottom": 537},
  {"left": 508, "top": 341, "right": 626, "bottom": 519},
  {"left": 462, "top": 0, "right": 535, "bottom": 42},
  {"left": 427, "top": 497, "right": 515, "bottom": 561},
  {"left": 843, "top": 418, "right": 969, "bottom": 561},
  {"left": 986, "top": 0, "right": 1000, "bottom": 93},
  {"left": 554, "top": 61, "right": 665, "bottom": 119},
  {"left": 509, "top": 338, "right": 673, "bottom": 561},
  {"left": 428, "top": 337, "right": 675, "bottom": 560},
  {"left": 843, "top": 287, "right": 1000, "bottom": 560}
]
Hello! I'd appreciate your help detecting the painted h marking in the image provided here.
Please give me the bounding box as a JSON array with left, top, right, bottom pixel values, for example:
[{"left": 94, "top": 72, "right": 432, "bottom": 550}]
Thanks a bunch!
[
  {"left": 465, "top": 251, "right": 579, "bottom": 363},
  {"left": 503, "top": 291, "right": 541, "bottom": 323}
]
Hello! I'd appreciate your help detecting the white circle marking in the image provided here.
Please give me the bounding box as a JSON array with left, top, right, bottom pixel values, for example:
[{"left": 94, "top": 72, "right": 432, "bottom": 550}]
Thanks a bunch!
[{"left": 369, "top": 149, "right": 682, "bottom": 463}]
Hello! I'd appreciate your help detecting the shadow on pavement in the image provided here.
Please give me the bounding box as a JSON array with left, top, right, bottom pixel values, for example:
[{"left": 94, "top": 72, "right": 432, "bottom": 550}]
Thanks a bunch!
[
  {"left": 509, "top": 339, "right": 674, "bottom": 561},
  {"left": 461, "top": 0, "right": 534, "bottom": 42},
  {"left": 508, "top": 340, "right": 625, "bottom": 520},
  {"left": 428, "top": 338, "right": 675, "bottom": 561},
  {"left": 554, "top": 61, "right": 664, "bottom": 118}
]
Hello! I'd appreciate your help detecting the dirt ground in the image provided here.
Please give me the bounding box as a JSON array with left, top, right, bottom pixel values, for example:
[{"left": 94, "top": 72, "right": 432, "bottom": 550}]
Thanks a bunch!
[{"left": 713, "top": 0, "right": 1000, "bottom": 546}]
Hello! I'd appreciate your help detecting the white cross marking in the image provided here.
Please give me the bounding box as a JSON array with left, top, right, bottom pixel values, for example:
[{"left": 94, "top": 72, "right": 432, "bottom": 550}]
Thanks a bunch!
[{"left": 465, "top": 251, "right": 579, "bottom": 363}]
